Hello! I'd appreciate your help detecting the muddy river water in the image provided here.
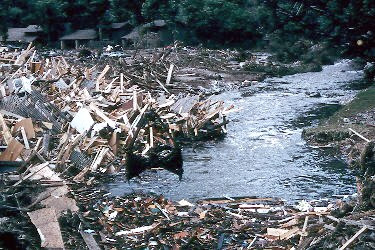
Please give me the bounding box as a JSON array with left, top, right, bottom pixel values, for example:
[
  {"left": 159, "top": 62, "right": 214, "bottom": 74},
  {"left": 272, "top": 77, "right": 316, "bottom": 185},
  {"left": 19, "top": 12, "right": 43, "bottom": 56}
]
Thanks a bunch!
[{"left": 109, "top": 60, "right": 365, "bottom": 202}]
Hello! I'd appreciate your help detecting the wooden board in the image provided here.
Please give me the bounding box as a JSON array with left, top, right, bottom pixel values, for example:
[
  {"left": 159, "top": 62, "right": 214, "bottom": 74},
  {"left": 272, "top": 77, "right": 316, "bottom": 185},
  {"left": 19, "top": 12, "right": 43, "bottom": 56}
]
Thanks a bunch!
[
  {"left": 12, "top": 118, "right": 35, "bottom": 139},
  {"left": 27, "top": 208, "right": 65, "bottom": 249},
  {"left": 80, "top": 231, "right": 101, "bottom": 250},
  {"left": 0, "top": 138, "right": 24, "bottom": 161}
]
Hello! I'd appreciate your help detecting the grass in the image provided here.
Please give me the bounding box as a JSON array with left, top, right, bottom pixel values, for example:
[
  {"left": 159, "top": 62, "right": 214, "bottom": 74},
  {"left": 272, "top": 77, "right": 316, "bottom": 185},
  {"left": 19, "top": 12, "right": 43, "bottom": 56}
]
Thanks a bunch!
[
  {"left": 327, "top": 86, "right": 375, "bottom": 124},
  {"left": 303, "top": 85, "right": 375, "bottom": 143}
]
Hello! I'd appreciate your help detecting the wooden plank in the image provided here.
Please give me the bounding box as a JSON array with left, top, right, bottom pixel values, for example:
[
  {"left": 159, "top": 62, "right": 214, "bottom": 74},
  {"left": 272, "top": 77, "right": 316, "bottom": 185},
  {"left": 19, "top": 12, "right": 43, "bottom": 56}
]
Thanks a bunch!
[
  {"left": 74, "top": 147, "right": 108, "bottom": 181},
  {"left": 13, "top": 163, "right": 51, "bottom": 187},
  {"left": 133, "top": 90, "right": 138, "bottom": 111},
  {"left": 20, "top": 127, "right": 30, "bottom": 149},
  {"left": 28, "top": 208, "right": 65, "bottom": 249},
  {"left": 80, "top": 231, "right": 101, "bottom": 250},
  {"left": 41, "top": 196, "right": 79, "bottom": 217},
  {"left": 155, "top": 77, "right": 170, "bottom": 93},
  {"left": 120, "top": 73, "right": 124, "bottom": 92},
  {"left": 302, "top": 216, "right": 309, "bottom": 233},
  {"left": 339, "top": 225, "right": 367, "bottom": 250},
  {"left": 96, "top": 65, "right": 110, "bottom": 91},
  {"left": 109, "top": 132, "right": 118, "bottom": 155},
  {"left": 0, "top": 113, "right": 12, "bottom": 145},
  {"left": 267, "top": 228, "right": 289, "bottom": 237},
  {"left": 89, "top": 103, "right": 116, "bottom": 128},
  {"left": 349, "top": 128, "right": 371, "bottom": 142},
  {"left": 115, "top": 224, "right": 156, "bottom": 236},
  {"left": 200, "top": 197, "right": 273, "bottom": 205},
  {"left": 280, "top": 227, "right": 300, "bottom": 240},
  {"left": 0, "top": 85, "right": 6, "bottom": 97},
  {"left": 0, "top": 138, "right": 24, "bottom": 161},
  {"left": 90, "top": 147, "right": 109, "bottom": 171},
  {"left": 59, "top": 135, "right": 83, "bottom": 167},
  {"left": 280, "top": 218, "right": 299, "bottom": 228},
  {"left": 104, "top": 77, "right": 118, "bottom": 93},
  {"left": 14, "top": 44, "right": 34, "bottom": 65},
  {"left": 166, "top": 64, "right": 174, "bottom": 85},
  {"left": 150, "top": 127, "right": 154, "bottom": 148}
]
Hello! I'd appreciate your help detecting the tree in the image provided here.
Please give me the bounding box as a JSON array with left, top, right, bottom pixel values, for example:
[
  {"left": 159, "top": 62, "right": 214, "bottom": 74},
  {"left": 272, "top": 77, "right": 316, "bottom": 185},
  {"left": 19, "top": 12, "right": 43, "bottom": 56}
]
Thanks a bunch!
[
  {"left": 142, "top": 0, "right": 177, "bottom": 22},
  {"left": 174, "top": 0, "right": 260, "bottom": 46},
  {"left": 0, "top": 1, "right": 10, "bottom": 41},
  {"left": 32, "top": 0, "right": 67, "bottom": 42},
  {"left": 109, "top": 0, "right": 145, "bottom": 25},
  {"left": 63, "top": 0, "right": 91, "bottom": 30}
]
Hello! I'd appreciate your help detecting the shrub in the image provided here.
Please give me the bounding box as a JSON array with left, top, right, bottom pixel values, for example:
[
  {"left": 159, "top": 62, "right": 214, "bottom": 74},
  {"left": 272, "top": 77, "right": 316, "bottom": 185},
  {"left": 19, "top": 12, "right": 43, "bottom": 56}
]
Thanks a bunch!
[{"left": 78, "top": 49, "right": 92, "bottom": 58}]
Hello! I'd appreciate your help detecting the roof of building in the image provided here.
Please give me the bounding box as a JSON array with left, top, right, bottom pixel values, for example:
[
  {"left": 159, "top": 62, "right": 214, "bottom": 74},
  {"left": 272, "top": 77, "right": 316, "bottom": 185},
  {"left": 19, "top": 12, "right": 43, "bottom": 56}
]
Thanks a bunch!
[
  {"left": 60, "top": 29, "right": 97, "bottom": 40},
  {"left": 1, "top": 28, "right": 38, "bottom": 43},
  {"left": 122, "top": 20, "right": 167, "bottom": 40},
  {"left": 111, "top": 22, "right": 128, "bottom": 29},
  {"left": 143, "top": 20, "right": 166, "bottom": 28},
  {"left": 25, "top": 25, "right": 43, "bottom": 33},
  {"left": 122, "top": 28, "right": 142, "bottom": 40}
]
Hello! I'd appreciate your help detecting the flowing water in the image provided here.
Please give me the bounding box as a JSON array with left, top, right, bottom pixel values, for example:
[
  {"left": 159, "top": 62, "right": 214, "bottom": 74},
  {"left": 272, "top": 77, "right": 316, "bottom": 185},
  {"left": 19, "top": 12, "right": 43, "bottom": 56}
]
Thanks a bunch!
[{"left": 109, "top": 60, "right": 364, "bottom": 202}]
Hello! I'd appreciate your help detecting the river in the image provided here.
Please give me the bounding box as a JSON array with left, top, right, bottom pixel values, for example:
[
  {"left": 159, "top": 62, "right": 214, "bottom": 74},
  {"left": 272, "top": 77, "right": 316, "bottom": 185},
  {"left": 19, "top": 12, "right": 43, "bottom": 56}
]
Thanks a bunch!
[{"left": 109, "top": 60, "right": 364, "bottom": 202}]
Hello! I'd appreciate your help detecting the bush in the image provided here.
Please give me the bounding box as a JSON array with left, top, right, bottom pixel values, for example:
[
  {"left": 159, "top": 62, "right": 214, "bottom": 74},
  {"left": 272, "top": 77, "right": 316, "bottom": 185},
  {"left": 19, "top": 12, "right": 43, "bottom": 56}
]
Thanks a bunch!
[
  {"left": 243, "top": 62, "right": 322, "bottom": 77},
  {"left": 300, "top": 43, "right": 338, "bottom": 66},
  {"left": 78, "top": 49, "right": 92, "bottom": 58},
  {"left": 233, "top": 50, "right": 252, "bottom": 62},
  {"left": 268, "top": 35, "right": 314, "bottom": 63}
]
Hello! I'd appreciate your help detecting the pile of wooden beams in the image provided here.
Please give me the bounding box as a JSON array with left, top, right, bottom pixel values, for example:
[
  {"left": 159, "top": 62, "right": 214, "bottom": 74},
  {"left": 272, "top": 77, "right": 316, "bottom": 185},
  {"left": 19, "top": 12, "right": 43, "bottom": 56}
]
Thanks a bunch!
[
  {"left": 0, "top": 43, "right": 233, "bottom": 181},
  {"left": 0, "top": 43, "right": 234, "bottom": 248}
]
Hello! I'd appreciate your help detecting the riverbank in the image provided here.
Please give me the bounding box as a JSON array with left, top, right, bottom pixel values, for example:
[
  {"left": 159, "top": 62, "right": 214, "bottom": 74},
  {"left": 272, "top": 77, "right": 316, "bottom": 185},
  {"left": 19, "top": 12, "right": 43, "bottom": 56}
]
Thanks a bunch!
[
  {"left": 303, "top": 85, "right": 375, "bottom": 145},
  {"left": 303, "top": 84, "right": 375, "bottom": 206},
  {"left": 299, "top": 69, "right": 375, "bottom": 248}
]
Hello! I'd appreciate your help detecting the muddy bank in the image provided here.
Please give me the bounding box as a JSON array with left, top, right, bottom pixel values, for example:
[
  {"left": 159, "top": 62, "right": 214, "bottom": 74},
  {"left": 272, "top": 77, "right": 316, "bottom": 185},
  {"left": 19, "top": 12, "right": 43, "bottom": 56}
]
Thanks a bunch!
[{"left": 303, "top": 85, "right": 375, "bottom": 145}]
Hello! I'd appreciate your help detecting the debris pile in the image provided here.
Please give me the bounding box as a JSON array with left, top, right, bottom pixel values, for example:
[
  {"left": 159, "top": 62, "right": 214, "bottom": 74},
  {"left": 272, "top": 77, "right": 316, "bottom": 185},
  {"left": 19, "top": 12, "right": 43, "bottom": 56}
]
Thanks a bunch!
[
  {"left": 52, "top": 43, "right": 265, "bottom": 94},
  {"left": 0, "top": 43, "right": 233, "bottom": 182},
  {"left": 0, "top": 43, "right": 234, "bottom": 247},
  {"left": 2, "top": 173, "right": 375, "bottom": 250},
  {"left": 62, "top": 191, "right": 375, "bottom": 249}
]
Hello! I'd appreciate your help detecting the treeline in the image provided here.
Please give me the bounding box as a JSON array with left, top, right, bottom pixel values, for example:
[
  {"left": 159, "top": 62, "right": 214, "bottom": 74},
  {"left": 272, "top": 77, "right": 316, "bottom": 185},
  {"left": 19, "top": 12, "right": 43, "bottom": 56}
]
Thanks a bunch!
[{"left": 1, "top": 0, "right": 375, "bottom": 59}]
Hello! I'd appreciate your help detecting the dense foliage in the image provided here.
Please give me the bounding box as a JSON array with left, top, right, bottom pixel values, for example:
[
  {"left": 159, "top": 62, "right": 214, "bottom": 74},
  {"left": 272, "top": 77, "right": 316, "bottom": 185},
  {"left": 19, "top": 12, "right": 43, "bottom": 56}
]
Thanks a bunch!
[{"left": 1, "top": 0, "right": 375, "bottom": 59}]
